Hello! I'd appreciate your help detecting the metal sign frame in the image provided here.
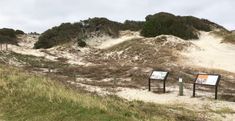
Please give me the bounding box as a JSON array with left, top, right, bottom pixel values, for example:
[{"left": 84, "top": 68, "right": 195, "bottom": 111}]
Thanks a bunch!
[
  {"left": 148, "top": 70, "right": 169, "bottom": 93},
  {"left": 193, "top": 74, "right": 221, "bottom": 100}
]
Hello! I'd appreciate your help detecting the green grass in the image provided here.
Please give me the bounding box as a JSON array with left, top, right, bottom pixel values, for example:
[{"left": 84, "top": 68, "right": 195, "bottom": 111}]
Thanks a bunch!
[{"left": 0, "top": 64, "right": 207, "bottom": 121}]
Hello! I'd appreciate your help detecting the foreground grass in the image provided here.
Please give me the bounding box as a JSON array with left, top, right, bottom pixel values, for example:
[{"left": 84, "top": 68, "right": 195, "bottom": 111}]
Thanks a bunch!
[{"left": 0, "top": 64, "right": 206, "bottom": 121}]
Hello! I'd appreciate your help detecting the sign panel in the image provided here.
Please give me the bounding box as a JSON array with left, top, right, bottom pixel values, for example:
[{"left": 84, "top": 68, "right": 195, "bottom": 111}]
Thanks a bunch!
[
  {"left": 193, "top": 74, "right": 221, "bottom": 99},
  {"left": 150, "top": 71, "right": 168, "bottom": 80},
  {"left": 195, "top": 74, "right": 219, "bottom": 86}
]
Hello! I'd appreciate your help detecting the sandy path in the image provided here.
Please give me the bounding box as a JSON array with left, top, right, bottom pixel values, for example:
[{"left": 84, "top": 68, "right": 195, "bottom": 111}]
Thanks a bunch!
[
  {"left": 116, "top": 87, "right": 235, "bottom": 109},
  {"left": 182, "top": 32, "right": 235, "bottom": 73},
  {"left": 117, "top": 87, "right": 235, "bottom": 121},
  {"left": 67, "top": 79, "right": 235, "bottom": 111}
]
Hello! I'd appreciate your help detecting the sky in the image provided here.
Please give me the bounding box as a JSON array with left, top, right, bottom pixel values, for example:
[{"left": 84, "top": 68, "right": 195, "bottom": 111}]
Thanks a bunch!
[{"left": 0, "top": 0, "right": 234, "bottom": 33}]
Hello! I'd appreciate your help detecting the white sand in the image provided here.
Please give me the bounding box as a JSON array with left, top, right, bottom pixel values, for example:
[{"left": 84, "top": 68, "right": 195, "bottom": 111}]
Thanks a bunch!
[
  {"left": 86, "top": 31, "right": 142, "bottom": 49},
  {"left": 182, "top": 32, "right": 235, "bottom": 73},
  {"left": 97, "top": 35, "right": 141, "bottom": 49},
  {"left": 116, "top": 87, "right": 235, "bottom": 120},
  {"left": 116, "top": 87, "right": 235, "bottom": 109}
]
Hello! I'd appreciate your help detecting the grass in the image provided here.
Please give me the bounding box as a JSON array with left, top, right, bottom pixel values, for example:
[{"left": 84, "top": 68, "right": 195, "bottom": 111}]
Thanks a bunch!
[
  {"left": 211, "top": 30, "right": 235, "bottom": 44},
  {"left": 211, "top": 107, "right": 235, "bottom": 115},
  {"left": 224, "top": 33, "right": 235, "bottom": 44},
  {"left": 0, "top": 51, "right": 68, "bottom": 69},
  {"left": 0, "top": 64, "right": 207, "bottom": 121}
]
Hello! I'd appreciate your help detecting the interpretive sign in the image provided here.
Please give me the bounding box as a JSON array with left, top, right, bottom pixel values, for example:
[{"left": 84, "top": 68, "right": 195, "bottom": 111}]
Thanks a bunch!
[
  {"left": 148, "top": 71, "right": 169, "bottom": 93},
  {"left": 195, "top": 75, "right": 220, "bottom": 86},
  {"left": 150, "top": 71, "right": 168, "bottom": 80},
  {"left": 193, "top": 74, "right": 221, "bottom": 99}
]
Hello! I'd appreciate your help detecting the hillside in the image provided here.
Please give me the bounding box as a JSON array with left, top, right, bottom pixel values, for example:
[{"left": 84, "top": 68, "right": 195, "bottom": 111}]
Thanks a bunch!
[
  {"left": 0, "top": 12, "right": 235, "bottom": 121},
  {"left": 34, "top": 12, "right": 227, "bottom": 49},
  {"left": 0, "top": 64, "right": 207, "bottom": 121},
  {"left": 0, "top": 29, "right": 234, "bottom": 120},
  {"left": 182, "top": 31, "right": 235, "bottom": 73},
  {"left": 34, "top": 18, "right": 144, "bottom": 49},
  {"left": 1, "top": 30, "right": 235, "bottom": 120}
]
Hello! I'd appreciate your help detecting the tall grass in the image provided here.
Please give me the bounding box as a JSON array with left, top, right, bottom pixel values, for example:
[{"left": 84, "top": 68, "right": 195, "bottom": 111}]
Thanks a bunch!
[
  {"left": 0, "top": 64, "right": 206, "bottom": 121},
  {"left": 224, "top": 33, "right": 235, "bottom": 43}
]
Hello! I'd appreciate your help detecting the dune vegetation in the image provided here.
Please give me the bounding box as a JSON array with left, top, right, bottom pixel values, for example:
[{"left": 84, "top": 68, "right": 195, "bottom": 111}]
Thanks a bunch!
[
  {"left": 34, "top": 18, "right": 144, "bottom": 49},
  {"left": 34, "top": 12, "right": 227, "bottom": 49},
  {"left": 140, "top": 12, "right": 213, "bottom": 40},
  {"left": 224, "top": 32, "right": 235, "bottom": 43},
  {"left": 0, "top": 64, "right": 206, "bottom": 121}
]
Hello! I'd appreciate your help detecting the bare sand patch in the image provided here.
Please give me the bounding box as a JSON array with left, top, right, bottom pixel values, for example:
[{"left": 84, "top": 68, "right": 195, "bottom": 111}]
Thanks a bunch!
[{"left": 181, "top": 32, "right": 235, "bottom": 73}]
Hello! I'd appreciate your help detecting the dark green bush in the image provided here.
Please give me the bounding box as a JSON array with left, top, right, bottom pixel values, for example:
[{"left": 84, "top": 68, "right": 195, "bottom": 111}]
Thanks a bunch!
[
  {"left": 0, "top": 28, "right": 22, "bottom": 44},
  {"left": 121, "top": 20, "right": 144, "bottom": 31},
  {"left": 181, "top": 16, "right": 211, "bottom": 32},
  {"left": 141, "top": 12, "right": 213, "bottom": 40},
  {"left": 34, "top": 23, "right": 82, "bottom": 49},
  {"left": 0, "top": 35, "right": 11, "bottom": 43},
  {"left": 15, "top": 30, "right": 25, "bottom": 35},
  {"left": 0, "top": 28, "right": 17, "bottom": 38},
  {"left": 77, "top": 40, "right": 86, "bottom": 47}
]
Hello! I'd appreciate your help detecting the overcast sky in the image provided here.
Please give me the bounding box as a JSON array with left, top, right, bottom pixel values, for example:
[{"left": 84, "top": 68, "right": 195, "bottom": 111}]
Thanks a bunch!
[{"left": 0, "top": 0, "right": 234, "bottom": 33}]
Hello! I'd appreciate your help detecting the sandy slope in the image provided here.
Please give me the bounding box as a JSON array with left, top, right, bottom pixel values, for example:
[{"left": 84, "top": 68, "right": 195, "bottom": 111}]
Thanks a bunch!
[
  {"left": 7, "top": 31, "right": 140, "bottom": 66},
  {"left": 97, "top": 33, "right": 141, "bottom": 49},
  {"left": 86, "top": 31, "right": 141, "bottom": 49},
  {"left": 182, "top": 32, "right": 235, "bottom": 73},
  {"left": 7, "top": 35, "right": 90, "bottom": 65}
]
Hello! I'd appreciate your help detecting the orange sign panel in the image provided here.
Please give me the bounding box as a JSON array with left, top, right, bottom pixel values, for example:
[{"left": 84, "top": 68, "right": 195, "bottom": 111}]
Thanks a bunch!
[{"left": 195, "top": 74, "right": 219, "bottom": 85}]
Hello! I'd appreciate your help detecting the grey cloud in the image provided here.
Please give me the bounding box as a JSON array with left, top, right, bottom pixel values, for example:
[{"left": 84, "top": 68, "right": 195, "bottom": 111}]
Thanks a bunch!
[{"left": 0, "top": 0, "right": 234, "bottom": 33}]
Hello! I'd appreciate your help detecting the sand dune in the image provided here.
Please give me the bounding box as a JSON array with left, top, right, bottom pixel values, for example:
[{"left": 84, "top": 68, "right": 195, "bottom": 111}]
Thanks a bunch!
[{"left": 182, "top": 32, "right": 235, "bottom": 73}]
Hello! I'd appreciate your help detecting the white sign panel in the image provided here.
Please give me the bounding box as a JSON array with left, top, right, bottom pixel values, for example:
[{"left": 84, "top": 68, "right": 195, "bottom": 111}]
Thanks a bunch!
[
  {"left": 150, "top": 71, "right": 168, "bottom": 80},
  {"left": 195, "top": 75, "right": 219, "bottom": 86}
]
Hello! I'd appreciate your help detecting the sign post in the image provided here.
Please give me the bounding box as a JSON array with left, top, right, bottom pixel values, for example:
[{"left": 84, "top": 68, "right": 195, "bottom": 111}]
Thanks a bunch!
[
  {"left": 193, "top": 74, "right": 221, "bottom": 100},
  {"left": 179, "top": 78, "right": 183, "bottom": 96},
  {"left": 149, "top": 71, "right": 169, "bottom": 93}
]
